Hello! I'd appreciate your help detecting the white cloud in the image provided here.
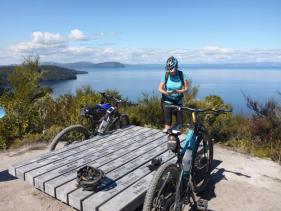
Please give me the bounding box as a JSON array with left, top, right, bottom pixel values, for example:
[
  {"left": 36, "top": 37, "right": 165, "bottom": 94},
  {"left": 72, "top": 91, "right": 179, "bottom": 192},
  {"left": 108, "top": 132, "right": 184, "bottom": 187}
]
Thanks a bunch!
[
  {"left": 98, "top": 42, "right": 116, "bottom": 47},
  {"left": 92, "top": 32, "right": 106, "bottom": 40},
  {"left": 203, "top": 46, "right": 233, "bottom": 55},
  {"left": 8, "top": 31, "right": 66, "bottom": 54},
  {"left": 6, "top": 31, "right": 67, "bottom": 63},
  {"left": 2, "top": 31, "right": 281, "bottom": 65},
  {"left": 31, "top": 32, "right": 65, "bottom": 44},
  {"left": 69, "top": 29, "right": 87, "bottom": 41},
  {"left": 92, "top": 32, "right": 119, "bottom": 39},
  {"left": 5, "top": 44, "right": 281, "bottom": 64},
  {"left": 8, "top": 41, "right": 67, "bottom": 58}
]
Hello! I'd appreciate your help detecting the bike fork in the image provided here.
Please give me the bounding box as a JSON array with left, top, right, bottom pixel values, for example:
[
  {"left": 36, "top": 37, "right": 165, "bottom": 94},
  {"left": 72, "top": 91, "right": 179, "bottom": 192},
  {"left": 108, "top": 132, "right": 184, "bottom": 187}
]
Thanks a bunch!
[{"left": 173, "top": 169, "right": 198, "bottom": 210}]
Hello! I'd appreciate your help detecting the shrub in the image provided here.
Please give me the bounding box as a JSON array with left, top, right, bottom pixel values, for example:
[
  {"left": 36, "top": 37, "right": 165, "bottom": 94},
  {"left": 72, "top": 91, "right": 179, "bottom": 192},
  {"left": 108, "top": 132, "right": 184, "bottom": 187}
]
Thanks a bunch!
[{"left": 126, "top": 93, "right": 163, "bottom": 128}]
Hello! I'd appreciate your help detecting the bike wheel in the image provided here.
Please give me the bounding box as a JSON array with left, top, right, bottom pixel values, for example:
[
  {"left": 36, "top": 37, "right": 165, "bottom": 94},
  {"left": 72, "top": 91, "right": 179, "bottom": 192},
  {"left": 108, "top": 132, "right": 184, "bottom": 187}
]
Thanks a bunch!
[
  {"left": 190, "top": 135, "right": 213, "bottom": 193},
  {"left": 143, "top": 162, "right": 180, "bottom": 211},
  {"left": 49, "top": 125, "right": 90, "bottom": 151}
]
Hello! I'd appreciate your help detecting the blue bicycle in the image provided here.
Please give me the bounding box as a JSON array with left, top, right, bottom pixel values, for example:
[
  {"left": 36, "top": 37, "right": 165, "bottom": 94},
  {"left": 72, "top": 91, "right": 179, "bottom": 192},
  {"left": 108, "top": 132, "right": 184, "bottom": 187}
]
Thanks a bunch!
[
  {"left": 143, "top": 105, "right": 231, "bottom": 211},
  {"left": 49, "top": 92, "right": 129, "bottom": 151}
]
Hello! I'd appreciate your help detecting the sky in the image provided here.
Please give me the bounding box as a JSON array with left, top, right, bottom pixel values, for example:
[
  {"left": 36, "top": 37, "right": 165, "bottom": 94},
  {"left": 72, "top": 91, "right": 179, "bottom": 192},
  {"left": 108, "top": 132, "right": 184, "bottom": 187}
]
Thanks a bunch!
[{"left": 0, "top": 0, "right": 281, "bottom": 64}]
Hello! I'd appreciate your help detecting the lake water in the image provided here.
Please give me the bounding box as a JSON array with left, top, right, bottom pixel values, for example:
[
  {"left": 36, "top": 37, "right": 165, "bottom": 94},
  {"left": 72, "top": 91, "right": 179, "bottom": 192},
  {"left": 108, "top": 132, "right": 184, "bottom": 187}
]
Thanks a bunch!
[{"left": 46, "top": 65, "right": 281, "bottom": 114}]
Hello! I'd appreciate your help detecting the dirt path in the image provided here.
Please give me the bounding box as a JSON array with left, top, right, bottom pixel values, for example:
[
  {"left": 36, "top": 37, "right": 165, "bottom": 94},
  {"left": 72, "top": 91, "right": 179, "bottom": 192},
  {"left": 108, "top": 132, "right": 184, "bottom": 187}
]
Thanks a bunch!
[
  {"left": 195, "top": 145, "right": 281, "bottom": 211},
  {"left": 0, "top": 146, "right": 73, "bottom": 211},
  {"left": 0, "top": 145, "right": 280, "bottom": 211}
]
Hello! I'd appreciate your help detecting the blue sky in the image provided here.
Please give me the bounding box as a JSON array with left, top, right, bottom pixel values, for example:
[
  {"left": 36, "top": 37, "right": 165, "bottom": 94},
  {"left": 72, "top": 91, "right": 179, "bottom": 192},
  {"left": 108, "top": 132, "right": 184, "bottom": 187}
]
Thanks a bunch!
[{"left": 0, "top": 0, "right": 281, "bottom": 64}]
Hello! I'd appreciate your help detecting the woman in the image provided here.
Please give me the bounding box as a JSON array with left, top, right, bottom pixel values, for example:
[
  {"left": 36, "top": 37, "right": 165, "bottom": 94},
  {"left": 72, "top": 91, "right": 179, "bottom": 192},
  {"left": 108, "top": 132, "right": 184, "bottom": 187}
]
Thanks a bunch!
[{"left": 159, "top": 56, "right": 189, "bottom": 132}]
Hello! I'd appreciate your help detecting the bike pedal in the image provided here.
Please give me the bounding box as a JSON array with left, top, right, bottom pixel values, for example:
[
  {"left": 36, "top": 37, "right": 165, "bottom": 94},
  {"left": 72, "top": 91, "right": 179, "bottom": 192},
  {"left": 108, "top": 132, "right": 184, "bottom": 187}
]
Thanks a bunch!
[{"left": 197, "top": 198, "right": 208, "bottom": 210}]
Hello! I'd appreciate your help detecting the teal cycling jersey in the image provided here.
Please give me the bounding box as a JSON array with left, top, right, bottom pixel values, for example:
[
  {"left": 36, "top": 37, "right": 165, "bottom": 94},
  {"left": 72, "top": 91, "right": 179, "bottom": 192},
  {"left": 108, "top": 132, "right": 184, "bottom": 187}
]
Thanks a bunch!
[{"left": 161, "top": 71, "right": 187, "bottom": 104}]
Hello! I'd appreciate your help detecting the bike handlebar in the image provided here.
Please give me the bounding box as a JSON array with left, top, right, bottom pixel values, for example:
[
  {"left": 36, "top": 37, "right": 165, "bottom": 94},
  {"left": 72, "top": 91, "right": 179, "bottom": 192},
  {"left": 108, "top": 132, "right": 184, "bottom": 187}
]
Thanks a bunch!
[
  {"left": 165, "top": 105, "right": 232, "bottom": 114},
  {"left": 99, "top": 92, "right": 127, "bottom": 104}
]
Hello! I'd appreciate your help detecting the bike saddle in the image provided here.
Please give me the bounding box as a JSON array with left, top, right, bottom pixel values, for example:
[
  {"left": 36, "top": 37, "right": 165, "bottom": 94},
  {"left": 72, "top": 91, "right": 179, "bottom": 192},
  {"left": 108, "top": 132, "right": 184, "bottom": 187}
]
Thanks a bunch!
[
  {"left": 81, "top": 106, "right": 96, "bottom": 116},
  {"left": 166, "top": 123, "right": 182, "bottom": 135},
  {"left": 166, "top": 128, "right": 181, "bottom": 135}
]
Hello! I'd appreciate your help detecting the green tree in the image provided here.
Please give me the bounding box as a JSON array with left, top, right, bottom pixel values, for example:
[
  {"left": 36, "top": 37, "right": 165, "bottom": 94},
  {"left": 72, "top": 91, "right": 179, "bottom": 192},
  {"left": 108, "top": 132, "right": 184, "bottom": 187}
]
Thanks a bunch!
[{"left": 2, "top": 57, "right": 51, "bottom": 142}]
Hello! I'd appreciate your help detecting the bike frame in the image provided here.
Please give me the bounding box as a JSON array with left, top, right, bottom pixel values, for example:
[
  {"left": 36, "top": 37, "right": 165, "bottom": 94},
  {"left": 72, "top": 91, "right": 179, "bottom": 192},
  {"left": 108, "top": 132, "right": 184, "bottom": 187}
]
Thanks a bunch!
[
  {"left": 97, "top": 106, "right": 121, "bottom": 134},
  {"left": 82, "top": 93, "right": 125, "bottom": 135},
  {"left": 149, "top": 105, "right": 231, "bottom": 210},
  {"left": 172, "top": 112, "right": 206, "bottom": 209}
]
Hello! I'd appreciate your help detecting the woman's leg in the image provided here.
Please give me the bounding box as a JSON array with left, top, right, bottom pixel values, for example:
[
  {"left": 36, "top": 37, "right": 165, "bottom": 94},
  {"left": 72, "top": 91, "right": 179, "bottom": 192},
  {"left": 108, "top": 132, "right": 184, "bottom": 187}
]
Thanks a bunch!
[
  {"left": 176, "top": 109, "right": 183, "bottom": 128},
  {"left": 164, "top": 105, "right": 173, "bottom": 130}
]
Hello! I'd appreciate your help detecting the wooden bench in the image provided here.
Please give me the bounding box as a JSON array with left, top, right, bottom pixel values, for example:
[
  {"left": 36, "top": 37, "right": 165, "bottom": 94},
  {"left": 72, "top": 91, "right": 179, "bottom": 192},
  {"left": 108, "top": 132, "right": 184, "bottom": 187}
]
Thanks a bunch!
[{"left": 9, "top": 125, "right": 186, "bottom": 211}]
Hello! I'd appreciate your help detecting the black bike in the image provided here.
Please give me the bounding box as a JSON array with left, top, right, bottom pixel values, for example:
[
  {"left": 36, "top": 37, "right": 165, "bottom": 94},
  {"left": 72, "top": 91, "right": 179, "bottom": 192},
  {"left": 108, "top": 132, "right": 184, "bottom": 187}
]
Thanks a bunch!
[
  {"left": 49, "top": 92, "right": 129, "bottom": 151},
  {"left": 143, "top": 105, "right": 231, "bottom": 211}
]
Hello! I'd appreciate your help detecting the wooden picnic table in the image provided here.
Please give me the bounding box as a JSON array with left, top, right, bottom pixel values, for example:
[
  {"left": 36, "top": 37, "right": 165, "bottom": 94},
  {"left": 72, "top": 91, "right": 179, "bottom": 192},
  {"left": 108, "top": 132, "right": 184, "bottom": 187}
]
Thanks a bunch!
[{"left": 9, "top": 125, "right": 186, "bottom": 211}]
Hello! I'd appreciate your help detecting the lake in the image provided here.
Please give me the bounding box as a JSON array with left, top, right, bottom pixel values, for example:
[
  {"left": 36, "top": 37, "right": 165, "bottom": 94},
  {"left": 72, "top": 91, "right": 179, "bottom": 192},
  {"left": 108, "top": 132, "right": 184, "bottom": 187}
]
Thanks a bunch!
[{"left": 45, "top": 65, "right": 281, "bottom": 114}]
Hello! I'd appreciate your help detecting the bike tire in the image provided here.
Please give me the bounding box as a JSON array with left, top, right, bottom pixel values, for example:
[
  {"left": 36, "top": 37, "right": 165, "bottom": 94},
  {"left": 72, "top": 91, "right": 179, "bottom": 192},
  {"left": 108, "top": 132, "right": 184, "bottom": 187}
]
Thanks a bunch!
[
  {"left": 190, "top": 135, "right": 213, "bottom": 193},
  {"left": 143, "top": 162, "right": 180, "bottom": 211},
  {"left": 49, "top": 124, "right": 90, "bottom": 151}
]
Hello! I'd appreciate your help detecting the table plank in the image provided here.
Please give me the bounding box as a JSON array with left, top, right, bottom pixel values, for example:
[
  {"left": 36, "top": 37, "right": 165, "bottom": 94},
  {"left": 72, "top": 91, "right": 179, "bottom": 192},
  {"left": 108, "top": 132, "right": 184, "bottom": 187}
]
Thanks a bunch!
[
  {"left": 25, "top": 127, "right": 154, "bottom": 186},
  {"left": 45, "top": 131, "right": 166, "bottom": 197},
  {"left": 8, "top": 125, "right": 136, "bottom": 176},
  {"left": 9, "top": 126, "right": 188, "bottom": 211},
  {"left": 100, "top": 158, "right": 176, "bottom": 211},
  {"left": 53, "top": 130, "right": 166, "bottom": 202},
  {"left": 81, "top": 152, "right": 178, "bottom": 211},
  {"left": 69, "top": 134, "right": 186, "bottom": 210}
]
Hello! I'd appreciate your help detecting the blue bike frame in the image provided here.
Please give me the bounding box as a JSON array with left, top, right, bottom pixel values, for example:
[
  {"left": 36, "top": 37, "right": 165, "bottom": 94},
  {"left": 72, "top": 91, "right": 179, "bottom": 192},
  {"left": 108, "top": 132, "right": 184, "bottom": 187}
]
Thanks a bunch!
[
  {"left": 174, "top": 128, "right": 197, "bottom": 209},
  {"left": 182, "top": 128, "right": 197, "bottom": 157}
]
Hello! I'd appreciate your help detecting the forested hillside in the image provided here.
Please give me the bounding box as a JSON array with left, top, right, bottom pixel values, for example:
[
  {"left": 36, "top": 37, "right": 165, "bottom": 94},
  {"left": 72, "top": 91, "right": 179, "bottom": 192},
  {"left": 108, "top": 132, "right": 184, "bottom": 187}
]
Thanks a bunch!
[{"left": 0, "top": 64, "right": 87, "bottom": 85}]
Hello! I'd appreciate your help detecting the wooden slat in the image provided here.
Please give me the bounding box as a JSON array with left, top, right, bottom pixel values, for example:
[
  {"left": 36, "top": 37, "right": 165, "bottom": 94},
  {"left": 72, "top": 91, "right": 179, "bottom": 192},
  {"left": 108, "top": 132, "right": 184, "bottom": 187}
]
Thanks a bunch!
[
  {"left": 69, "top": 134, "right": 186, "bottom": 210},
  {"left": 44, "top": 131, "right": 166, "bottom": 197},
  {"left": 9, "top": 126, "right": 189, "bottom": 211},
  {"left": 80, "top": 152, "right": 178, "bottom": 211},
  {"left": 100, "top": 135, "right": 188, "bottom": 211},
  {"left": 25, "top": 127, "right": 154, "bottom": 186},
  {"left": 53, "top": 130, "right": 166, "bottom": 203},
  {"left": 8, "top": 125, "right": 136, "bottom": 176},
  {"left": 14, "top": 126, "right": 142, "bottom": 180},
  {"left": 100, "top": 158, "right": 177, "bottom": 211}
]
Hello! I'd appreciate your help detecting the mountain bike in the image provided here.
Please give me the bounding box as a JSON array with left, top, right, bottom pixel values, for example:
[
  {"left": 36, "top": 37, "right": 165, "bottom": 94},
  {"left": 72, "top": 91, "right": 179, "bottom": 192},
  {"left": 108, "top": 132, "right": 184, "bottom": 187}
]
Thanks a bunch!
[
  {"left": 49, "top": 92, "right": 129, "bottom": 151},
  {"left": 143, "top": 105, "right": 232, "bottom": 211}
]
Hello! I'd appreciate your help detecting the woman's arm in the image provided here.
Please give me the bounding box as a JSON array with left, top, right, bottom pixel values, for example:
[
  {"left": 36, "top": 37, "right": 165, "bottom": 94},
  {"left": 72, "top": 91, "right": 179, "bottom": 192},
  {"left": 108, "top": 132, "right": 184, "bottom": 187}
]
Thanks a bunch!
[
  {"left": 159, "top": 82, "right": 170, "bottom": 95},
  {"left": 176, "top": 80, "right": 189, "bottom": 94}
]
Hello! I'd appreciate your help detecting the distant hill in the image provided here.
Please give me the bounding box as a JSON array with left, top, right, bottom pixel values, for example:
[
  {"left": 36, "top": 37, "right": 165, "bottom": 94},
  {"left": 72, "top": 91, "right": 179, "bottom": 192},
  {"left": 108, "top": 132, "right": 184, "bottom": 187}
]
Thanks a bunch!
[
  {"left": 0, "top": 65, "right": 87, "bottom": 85},
  {"left": 42, "top": 61, "right": 126, "bottom": 69},
  {"left": 40, "top": 65, "right": 87, "bottom": 81}
]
